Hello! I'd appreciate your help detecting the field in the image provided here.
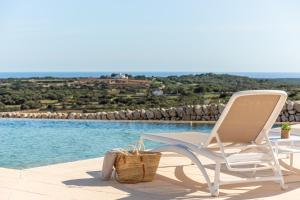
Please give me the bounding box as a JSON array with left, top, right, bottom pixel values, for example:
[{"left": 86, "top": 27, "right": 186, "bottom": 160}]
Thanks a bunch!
[{"left": 0, "top": 73, "right": 299, "bottom": 112}]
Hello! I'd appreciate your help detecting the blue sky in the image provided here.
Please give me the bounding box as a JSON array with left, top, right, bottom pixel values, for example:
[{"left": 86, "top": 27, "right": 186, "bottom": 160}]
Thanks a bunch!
[{"left": 0, "top": 0, "right": 300, "bottom": 72}]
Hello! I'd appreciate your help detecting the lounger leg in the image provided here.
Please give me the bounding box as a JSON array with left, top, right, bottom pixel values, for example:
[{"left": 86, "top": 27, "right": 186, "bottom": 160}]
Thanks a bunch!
[
  {"left": 273, "top": 160, "right": 287, "bottom": 190},
  {"left": 290, "top": 153, "right": 294, "bottom": 167},
  {"left": 265, "top": 135, "right": 287, "bottom": 190},
  {"left": 251, "top": 164, "right": 257, "bottom": 177},
  {"left": 212, "top": 162, "right": 221, "bottom": 197}
]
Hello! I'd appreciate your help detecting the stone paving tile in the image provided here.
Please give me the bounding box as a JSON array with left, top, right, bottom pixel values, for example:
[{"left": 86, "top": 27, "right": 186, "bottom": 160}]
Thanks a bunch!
[
  {"left": 0, "top": 187, "right": 13, "bottom": 200},
  {"left": 9, "top": 190, "right": 53, "bottom": 200},
  {"left": 1, "top": 153, "right": 300, "bottom": 199}
]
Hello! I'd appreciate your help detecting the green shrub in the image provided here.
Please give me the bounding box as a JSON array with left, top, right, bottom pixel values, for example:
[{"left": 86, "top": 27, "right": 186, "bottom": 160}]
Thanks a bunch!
[{"left": 281, "top": 122, "right": 291, "bottom": 131}]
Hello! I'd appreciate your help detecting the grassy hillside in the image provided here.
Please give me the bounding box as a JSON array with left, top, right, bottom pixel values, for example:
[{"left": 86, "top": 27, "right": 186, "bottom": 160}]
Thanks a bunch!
[{"left": 0, "top": 73, "right": 299, "bottom": 112}]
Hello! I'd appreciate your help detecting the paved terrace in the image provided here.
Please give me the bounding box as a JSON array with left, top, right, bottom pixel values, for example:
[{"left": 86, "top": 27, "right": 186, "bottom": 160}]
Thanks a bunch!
[{"left": 1, "top": 153, "right": 300, "bottom": 200}]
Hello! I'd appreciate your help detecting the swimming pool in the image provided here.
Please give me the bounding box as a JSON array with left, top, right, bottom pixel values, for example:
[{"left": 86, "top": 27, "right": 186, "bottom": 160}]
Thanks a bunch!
[{"left": 0, "top": 119, "right": 213, "bottom": 169}]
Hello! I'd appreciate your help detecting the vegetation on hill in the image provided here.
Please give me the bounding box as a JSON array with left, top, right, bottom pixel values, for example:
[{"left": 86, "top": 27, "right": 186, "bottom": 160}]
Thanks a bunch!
[{"left": 0, "top": 73, "right": 299, "bottom": 112}]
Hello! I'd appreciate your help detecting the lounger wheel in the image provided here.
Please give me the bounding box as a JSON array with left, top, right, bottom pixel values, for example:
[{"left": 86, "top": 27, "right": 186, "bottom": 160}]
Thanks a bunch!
[
  {"left": 211, "top": 188, "right": 219, "bottom": 197},
  {"left": 280, "top": 182, "right": 288, "bottom": 190}
]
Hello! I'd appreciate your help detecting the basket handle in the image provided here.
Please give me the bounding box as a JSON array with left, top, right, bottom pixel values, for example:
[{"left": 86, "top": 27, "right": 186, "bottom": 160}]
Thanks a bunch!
[
  {"left": 113, "top": 140, "right": 145, "bottom": 156},
  {"left": 137, "top": 139, "right": 145, "bottom": 151},
  {"left": 127, "top": 140, "right": 145, "bottom": 155}
]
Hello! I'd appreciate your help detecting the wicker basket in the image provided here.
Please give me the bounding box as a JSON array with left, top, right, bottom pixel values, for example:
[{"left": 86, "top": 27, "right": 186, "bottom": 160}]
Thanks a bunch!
[{"left": 114, "top": 151, "right": 161, "bottom": 183}]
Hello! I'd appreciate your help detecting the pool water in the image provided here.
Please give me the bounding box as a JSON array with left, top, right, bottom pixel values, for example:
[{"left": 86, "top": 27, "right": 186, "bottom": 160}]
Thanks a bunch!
[{"left": 0, "top": 119, "right": 213, "bottom": 169}]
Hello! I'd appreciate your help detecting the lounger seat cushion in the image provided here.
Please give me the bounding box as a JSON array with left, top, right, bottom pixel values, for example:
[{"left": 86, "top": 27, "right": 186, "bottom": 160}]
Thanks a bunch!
[
  {"left": 143, "top": 132, "right": 209, "bottom": 146},
  {"left": 143, "top": 132, "right": 225, "bottom": 161}
]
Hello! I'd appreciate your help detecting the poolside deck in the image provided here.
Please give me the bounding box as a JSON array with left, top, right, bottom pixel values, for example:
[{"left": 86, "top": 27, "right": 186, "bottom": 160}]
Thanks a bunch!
[{"left": 1, "top": 153, "right": 300, "bottom": 200}]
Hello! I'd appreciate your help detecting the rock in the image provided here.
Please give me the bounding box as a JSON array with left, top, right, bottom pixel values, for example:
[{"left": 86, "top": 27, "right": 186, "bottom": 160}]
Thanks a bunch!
[
  {"left": 54, "top": 113, "right": 60, "bottom": 119},
  {"left": 101, "top": 112, "right": 107, "bottom": 120},
  {"left": 288, "top": 110, "right": 296, "bottom": 115},
  {"left": 170, "top": 117, "right": 176, "bottom": 121},
  {"left": 132, "top": 110, "right": 141, "bottom": 120},
  {"left": 276, "top": 116, "right": 281, "bottom": 122},
  {"left": 62, "top": 113, "right": 68, "bottom": 119},
  {"left": 87, "top": 113, "right": 95, "bottom": 119},
  {"left": 294, "top": 101, "right": 300, "bottom": 112},
  {"left": 160, "top": 108, "right": 169, "bottom": 119},
  {"left": 176, "top": 107, "right": 184, "bottom": 118},
  {"left": 202, "top": 105, "right": 209, "bottom": 115},
  {"left": 118, "top": 110, "right": 127, "bottom": 120},
  {"left": 75, "top": 113, "right": 82, "bottom": 119},
  {"left": 196, "top": 115, "right": 202, "bottom": 120},
  {"left": 153, "top": 109, "right": 162, "bottom": 119},
  {"left": 215, "top": 114, "right": 221, "bottom": 120},
  {"left": 283, "top": 111, "right": 289, "bottom": 117},
  {"left": 281, "top": 115, "right": 288, "bottom": 122},
  {"left": 182, "top": 115, "right": 191, "bottom": 121},
  {"left": 126, "top": 110, "right": 133, "bottom": 120},
  {"left": 83, "top": 113, "right": 90, "bottom": 119},
  {"left": 184, "top": 105, "right": 193, "bottom": 116},
  {"left": 106, "top": 112, "right": 115, "bottom": 120},
  {"left": 287, "top": 101, "right": 294, "bottom": 111},
  {"left": 289, "top": 115, "right": 295, "bottom": 122},
  {"left": 140, "top": 109, "right": 146, "bottom": 119},
  {"left": 218, "top": 104, "right": 225, "bottom": 114},
  {"left": 112, "top": 111, "right": 120, "bottom": 120},
  {"left": 167, "top": 108, "right": 177, "bottom": 117},
  {"left": 194, "top": 105, "right": 203, "bottom": 116},
  {"left": 146, "top": 110, "right": 154, "bottom": 119},
  {"left": 210, "top": 104, "right": 219, "bottom": 115},
  {"left": 282, "top": 103, "right": 287, "bottom": 111},
  {"left": 96, "top": 112, "right": 102, "bottom": 119},
  {"left": 203, "top": 115, "right": 210, "bottom": 121},
  {"left": 295, "top": 114, "right": 300, "bottom": 122}
]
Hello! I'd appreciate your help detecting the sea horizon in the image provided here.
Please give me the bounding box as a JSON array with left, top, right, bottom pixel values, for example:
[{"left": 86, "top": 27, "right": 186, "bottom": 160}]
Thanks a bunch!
[{"left": 0, "top": 71, "right": 300, "bottom": 79}]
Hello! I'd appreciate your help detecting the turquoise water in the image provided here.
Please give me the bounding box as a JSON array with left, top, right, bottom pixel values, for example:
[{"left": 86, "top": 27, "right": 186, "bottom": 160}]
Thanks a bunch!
[{"left": 0, "top": 119, "right": 213, "bottom": 169}]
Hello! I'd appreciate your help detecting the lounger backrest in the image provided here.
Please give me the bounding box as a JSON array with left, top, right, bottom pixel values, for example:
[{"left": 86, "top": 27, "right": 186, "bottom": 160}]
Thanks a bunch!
[{"left": 206, "top": 90, "right": 287, "bottom": 145}]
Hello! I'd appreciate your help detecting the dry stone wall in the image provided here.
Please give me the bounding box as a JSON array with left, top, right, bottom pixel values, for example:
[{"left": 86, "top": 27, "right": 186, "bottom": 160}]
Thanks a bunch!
[{"left": 0, "top": 101, "right": 299, "bottom": 122}]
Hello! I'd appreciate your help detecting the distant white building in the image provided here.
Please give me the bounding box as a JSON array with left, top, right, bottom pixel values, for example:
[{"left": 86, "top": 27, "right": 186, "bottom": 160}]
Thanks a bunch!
[
  {"left": 112, "top": 73, "right": 128, "bottom": 79},
  {"left": 152, "top": 88, "right": 164, "bottom": 96}
]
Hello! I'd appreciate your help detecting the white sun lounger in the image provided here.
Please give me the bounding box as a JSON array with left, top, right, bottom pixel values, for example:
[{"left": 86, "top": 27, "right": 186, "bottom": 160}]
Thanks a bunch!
[{"left": 141, "top": 90, "right": 287, "bottom": 196}]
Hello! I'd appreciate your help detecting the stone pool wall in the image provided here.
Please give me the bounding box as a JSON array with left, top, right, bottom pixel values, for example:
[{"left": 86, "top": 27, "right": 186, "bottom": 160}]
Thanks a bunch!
[{"left": 0, "top": 101, "right": 300, "bottom": 122}]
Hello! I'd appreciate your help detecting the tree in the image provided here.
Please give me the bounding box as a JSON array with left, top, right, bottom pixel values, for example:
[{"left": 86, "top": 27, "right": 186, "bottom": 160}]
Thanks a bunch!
[{"left": 194, "top": 86, "right": 206, "bottom": 93}]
